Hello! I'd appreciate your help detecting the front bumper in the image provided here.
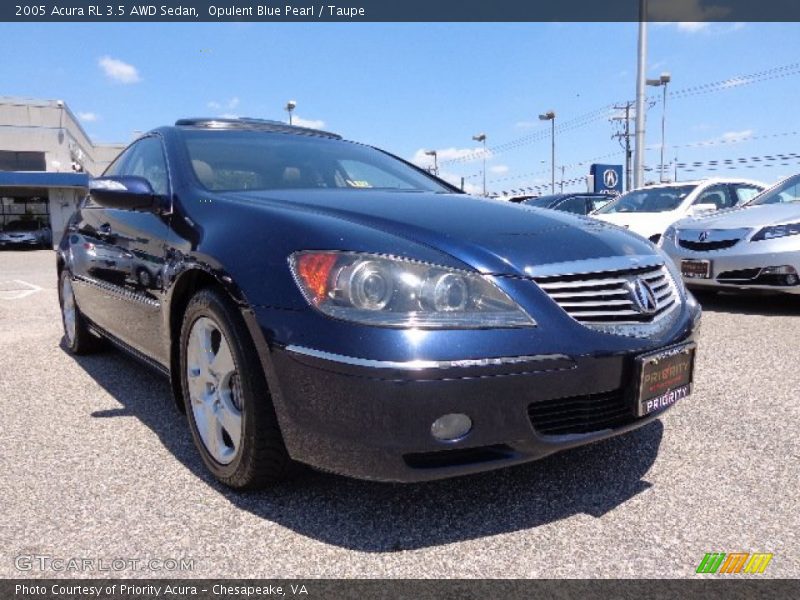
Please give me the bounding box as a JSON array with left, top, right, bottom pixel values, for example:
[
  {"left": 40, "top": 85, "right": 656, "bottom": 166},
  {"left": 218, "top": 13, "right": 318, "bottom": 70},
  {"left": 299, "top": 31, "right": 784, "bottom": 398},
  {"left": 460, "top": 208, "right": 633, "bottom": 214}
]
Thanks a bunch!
[
  {"left": 662, "top": 236, "right": 800, "bottom": 294},
  {"left": 0, "top": 237, "right": 40, "bottom": 247},
  {"left": 255, "top": 306, "right": 700, "bottom": 482}
]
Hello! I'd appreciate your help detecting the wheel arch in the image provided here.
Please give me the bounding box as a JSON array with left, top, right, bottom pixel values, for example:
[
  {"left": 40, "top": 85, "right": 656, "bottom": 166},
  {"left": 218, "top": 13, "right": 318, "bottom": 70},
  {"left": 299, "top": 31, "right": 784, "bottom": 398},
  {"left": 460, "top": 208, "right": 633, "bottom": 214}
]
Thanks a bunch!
[{"left": 167, "top": 267, "right": 250, "bottom": 412}]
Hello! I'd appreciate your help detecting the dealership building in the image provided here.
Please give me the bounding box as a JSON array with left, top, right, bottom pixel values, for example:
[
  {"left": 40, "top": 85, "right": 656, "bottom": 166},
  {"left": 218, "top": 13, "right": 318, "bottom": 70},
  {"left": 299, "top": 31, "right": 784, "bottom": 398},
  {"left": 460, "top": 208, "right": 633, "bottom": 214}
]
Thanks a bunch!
[{"left": 0, "top": 97, "right": 125, "bottom": 248}]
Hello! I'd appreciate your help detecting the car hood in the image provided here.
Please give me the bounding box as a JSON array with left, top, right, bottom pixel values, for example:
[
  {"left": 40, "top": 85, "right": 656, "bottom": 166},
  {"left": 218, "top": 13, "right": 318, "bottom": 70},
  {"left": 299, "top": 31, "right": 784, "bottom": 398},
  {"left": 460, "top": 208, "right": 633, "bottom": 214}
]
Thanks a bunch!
[
  {"left": 230, "top": 189, "right": 658, "bottom": 277},
  {"left": 592, "top": 211, "right": 679, "bottom": 239},
  {"left": 673, "top": 203, "right": 800, "bottom": 230}
]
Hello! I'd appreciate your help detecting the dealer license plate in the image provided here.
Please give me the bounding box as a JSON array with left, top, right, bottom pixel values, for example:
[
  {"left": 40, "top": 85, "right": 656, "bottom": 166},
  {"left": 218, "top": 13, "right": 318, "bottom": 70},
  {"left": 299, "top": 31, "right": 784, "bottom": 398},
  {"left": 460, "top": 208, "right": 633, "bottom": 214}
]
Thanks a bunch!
[
  {"left": 681, "top": 259, "right": 712, "bottom": 279},
  {"left": 635, "top": 342, "right": 696, "bottom": 417}
]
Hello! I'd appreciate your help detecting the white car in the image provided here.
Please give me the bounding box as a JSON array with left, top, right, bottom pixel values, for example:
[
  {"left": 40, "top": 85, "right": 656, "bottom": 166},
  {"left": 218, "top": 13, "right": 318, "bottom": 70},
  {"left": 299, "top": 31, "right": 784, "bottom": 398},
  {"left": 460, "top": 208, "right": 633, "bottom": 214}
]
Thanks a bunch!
[
  {"left": 592, "top": 178, "right": 766, "bottom": 243},
  {"left": 660, "top": 173, "right": 800, "bottom": 295}
]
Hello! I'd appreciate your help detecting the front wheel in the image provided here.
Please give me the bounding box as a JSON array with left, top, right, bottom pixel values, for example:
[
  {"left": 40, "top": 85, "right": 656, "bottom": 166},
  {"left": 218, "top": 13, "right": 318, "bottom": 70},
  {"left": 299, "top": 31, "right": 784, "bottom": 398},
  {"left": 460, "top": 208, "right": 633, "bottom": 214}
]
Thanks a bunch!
[
  {"left": 59, "top": 270, "right": 103, "bottom": 354},
  {"left": 180, "top": 289, "right": 292, "bottom": 489}
]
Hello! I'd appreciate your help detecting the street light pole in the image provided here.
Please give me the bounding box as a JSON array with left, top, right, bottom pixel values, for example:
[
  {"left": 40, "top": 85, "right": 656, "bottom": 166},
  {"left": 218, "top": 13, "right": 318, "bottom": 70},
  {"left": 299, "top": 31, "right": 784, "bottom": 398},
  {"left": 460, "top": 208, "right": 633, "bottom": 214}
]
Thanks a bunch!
[
  {"left": 660, "top": 76, "right": 669, "bottom": 182},
  {"left": 633, "top": 0, "right": 648, "bottom": 189},
  {"left": 424, "top": 149, "right": 438, "bottom": 176},
  {"left": 539, "top": 111, "right": 556, "bottom": 194},
  {"left": 285, "top": 100, "right": 296, "bottom": 125},
  {"left": 472, "top": 133, "right": 487, "bottom": 195},
  {"left": 647, "top": 72, "right": 671, "bottom": 182}
]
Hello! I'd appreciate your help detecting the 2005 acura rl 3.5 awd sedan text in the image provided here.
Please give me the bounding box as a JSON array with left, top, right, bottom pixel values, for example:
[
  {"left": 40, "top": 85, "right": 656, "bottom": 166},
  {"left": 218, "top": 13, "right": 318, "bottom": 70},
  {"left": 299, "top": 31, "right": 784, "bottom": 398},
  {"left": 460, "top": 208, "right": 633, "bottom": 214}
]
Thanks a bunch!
[{"left": 57, "top": 118, "right": 701, "bottom": 488}]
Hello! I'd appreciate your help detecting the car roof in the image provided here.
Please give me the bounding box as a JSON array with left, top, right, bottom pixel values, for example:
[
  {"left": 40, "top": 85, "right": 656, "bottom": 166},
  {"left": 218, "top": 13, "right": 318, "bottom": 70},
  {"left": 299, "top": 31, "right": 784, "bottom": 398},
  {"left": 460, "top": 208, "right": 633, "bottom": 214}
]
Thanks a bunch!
[
  {"left": 636, "top": 177, "right": 766, "bottom": 189},
  {"left": 173, "top": 117, "right": 342, "bottom": 140}
]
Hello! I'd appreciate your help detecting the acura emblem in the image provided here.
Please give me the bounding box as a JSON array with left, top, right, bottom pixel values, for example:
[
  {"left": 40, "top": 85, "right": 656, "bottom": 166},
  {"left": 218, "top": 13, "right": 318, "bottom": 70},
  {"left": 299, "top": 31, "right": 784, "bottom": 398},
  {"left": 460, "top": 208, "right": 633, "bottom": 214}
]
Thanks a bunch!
[
  {"left": 698, "top": 230, "right": 710, "bottom": 242},
  {"left": 629, "top": 278, "right": 658, "bottom": 315},
  {"left": 603, "top": 169, "right": 618, "bottom": 188}
]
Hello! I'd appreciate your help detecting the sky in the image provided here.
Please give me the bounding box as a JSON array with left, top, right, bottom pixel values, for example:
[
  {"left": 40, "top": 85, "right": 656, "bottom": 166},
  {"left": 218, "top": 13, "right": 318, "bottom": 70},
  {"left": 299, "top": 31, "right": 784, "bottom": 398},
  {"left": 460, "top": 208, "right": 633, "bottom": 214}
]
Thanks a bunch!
[{"left": 4, "top": 21, "right": 800, "bottom": 194}]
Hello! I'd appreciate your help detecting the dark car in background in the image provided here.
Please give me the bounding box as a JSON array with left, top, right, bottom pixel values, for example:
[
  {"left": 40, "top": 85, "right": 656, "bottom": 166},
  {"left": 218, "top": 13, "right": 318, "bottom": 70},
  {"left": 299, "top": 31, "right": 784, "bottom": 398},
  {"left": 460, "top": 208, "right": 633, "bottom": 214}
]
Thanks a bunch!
[
  {"left": 0, "top": 219, "right": 51, "bottom": 248},
  {"left": 57, "top": 118, "right": 701, "bottom": 489},
  {"left": 523, "top": 193, "right": 615, "bottom": 215}
]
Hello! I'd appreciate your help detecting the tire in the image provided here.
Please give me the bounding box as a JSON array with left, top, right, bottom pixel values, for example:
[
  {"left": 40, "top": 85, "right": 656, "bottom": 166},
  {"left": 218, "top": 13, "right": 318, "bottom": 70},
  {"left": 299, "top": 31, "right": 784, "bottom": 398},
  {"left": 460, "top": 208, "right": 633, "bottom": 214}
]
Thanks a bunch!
[
  {"left": 59, "top": 270, "right": 103, "bottom": 354},
  {"left": 179, "top": 288, "right": 292, "bottom": 489}
]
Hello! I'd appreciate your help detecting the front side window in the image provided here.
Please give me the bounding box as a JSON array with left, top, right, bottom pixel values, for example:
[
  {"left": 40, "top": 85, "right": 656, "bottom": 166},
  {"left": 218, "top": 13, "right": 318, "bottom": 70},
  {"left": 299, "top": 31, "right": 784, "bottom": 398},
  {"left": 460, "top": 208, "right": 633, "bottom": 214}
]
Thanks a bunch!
[
  {"left": 181, "top": 130, "right": 451, "bottom": 194},
  {"left": 595, "top": 184, "right": 697, "bottom": 214},
  {"left": 694, "top": 185, "right": 734, "bottom": 210},
  {"left": 101, "top": 137, "right": 170, "bottom": 196},
  {"left": 749, "top": 175, "right": 800, "bottom": 205},
  {"left": 121, "top": 137, "right": 170, "bottom": 196}
]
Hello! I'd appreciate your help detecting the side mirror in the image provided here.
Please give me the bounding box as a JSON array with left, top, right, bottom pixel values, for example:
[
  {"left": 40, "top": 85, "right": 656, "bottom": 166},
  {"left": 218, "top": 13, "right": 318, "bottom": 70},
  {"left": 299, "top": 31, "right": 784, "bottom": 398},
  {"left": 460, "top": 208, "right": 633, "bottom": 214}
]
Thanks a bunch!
[
  {"left": 688, "top": 203, "right": 717, "bottom": 217},
  {"left": 89, "top": 176, "right": 161, "bottom": 211}
]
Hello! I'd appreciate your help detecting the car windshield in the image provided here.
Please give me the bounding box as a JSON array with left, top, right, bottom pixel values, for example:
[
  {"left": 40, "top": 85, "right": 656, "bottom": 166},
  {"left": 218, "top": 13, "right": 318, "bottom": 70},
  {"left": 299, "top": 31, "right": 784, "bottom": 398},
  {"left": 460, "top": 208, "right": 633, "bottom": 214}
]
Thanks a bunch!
[
  {"left": 748, "top": 174, "right": 800, "bottom": 205},
  {"left": 595, "top": 184, "right": 697, "bottom": 214},
  {"left": 181, "top": 129, "right": 452, "bottom": 193},
  {"left": 4, "top": 220, "right": 39, "bottom": 232}
]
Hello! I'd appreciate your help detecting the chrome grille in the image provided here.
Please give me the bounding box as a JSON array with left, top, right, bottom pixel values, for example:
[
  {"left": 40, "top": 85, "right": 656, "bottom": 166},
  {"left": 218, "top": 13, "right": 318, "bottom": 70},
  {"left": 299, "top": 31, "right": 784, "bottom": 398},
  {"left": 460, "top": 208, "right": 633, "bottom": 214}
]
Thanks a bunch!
[{"left": 534, "top": 264, "right": 679, "bottom": 328}]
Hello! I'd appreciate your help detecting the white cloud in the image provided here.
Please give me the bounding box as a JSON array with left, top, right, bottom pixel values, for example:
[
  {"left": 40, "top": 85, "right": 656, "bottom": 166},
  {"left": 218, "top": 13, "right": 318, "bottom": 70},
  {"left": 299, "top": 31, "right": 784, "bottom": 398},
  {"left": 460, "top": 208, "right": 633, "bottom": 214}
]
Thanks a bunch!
[
  {"left": 720, "top": 129, "right": 753, "bottom": 141},
  {"left": 208, "top": 97, "right": 239, "bottom": 110},
  {"left": 490, "top": 165, "right": 509, "bottom": 174},
  {"left": 650, "top": 0, "right": 729, "bottom": 22},
  {"left": 292, "top": 116, "right": 325, "bottom": 129},
  {"left": 676, "top": 22, "right": 710, "bottom": 33},
  {"left": 98, "top": 56, "right": 141, "bottom": 84},
  {"left": 77, "top": 112, "right": 99, "bottom": 122}
]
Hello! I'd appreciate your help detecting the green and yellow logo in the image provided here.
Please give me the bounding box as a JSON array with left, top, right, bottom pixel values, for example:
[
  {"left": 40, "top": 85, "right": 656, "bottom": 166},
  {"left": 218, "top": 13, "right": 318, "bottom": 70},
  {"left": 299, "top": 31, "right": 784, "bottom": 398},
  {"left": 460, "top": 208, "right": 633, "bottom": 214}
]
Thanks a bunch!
[{"left": 696, "top": 552, "right": 773, "bottom": 574}]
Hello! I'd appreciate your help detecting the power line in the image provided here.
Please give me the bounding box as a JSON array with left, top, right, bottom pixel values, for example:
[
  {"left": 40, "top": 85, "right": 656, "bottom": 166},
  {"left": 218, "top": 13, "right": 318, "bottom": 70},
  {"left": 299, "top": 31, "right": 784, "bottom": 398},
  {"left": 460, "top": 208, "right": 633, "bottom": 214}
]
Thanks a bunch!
[{"left": 438, "top": 61, "right": 800, "bottom": 171}]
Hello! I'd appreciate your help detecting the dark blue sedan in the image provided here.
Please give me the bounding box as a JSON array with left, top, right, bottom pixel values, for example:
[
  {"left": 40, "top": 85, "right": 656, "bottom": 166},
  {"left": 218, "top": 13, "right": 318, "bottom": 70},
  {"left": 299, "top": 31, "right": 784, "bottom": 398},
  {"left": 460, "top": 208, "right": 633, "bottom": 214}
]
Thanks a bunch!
[{"left": 57, "top": 118, "right": 701, "bottom": 488}]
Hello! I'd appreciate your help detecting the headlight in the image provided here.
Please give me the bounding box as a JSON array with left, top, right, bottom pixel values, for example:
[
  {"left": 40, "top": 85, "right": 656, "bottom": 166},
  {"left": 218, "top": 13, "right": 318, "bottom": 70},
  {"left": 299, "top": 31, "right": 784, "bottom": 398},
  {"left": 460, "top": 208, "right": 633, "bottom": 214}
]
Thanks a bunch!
[
  {"left": 660, "top": 251, "right": 687, "bottom": 297},
  {"left": 751, "top": 222, "right": 800, "bottom": 242},
  {"left": 661, "top": 226, "right": 677, "bottom": 246},
  {"left": 289, "top": 251, "right": 536, "bottom": 329}
]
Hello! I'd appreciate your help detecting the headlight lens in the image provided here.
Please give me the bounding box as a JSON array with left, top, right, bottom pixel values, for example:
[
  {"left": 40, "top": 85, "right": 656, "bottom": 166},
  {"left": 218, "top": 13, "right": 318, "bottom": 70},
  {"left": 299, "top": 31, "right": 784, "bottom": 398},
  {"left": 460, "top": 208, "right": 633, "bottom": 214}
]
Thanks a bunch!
[
  {"left": 661, "top": 226, "right": 677, "bottom": 245},
  {"left": 289, "top": 251, "right": 536, "bottom": 329},
  {"left": 751, "top": 222, "right": 800, "bottom": 242}
]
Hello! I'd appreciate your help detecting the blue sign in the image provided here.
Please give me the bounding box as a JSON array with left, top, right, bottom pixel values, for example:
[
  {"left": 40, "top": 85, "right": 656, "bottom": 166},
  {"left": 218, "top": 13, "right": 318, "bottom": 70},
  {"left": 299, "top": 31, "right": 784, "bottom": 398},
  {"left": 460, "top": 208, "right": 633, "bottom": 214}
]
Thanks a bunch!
[{"left": 590, "top": 164, "right": 623, "bottom": 195}]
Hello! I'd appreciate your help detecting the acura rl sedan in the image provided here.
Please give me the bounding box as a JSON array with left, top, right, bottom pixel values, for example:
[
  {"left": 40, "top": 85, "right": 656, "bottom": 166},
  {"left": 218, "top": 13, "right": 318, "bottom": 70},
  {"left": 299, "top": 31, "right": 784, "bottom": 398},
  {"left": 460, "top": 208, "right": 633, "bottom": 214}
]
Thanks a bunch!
[
  {"left": 57, "top": 118, "right": 701, "bottom": 488},
  {"left": 661, "top": 173, "right": 800, "bottom": 294}
]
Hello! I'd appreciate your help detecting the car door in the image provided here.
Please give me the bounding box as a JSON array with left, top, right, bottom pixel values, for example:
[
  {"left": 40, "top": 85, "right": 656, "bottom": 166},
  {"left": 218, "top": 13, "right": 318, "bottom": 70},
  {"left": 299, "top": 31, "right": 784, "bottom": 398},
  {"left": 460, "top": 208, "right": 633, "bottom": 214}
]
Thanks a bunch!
[{"left": 71, "top": 136, "right": 171, "bottom": 363}]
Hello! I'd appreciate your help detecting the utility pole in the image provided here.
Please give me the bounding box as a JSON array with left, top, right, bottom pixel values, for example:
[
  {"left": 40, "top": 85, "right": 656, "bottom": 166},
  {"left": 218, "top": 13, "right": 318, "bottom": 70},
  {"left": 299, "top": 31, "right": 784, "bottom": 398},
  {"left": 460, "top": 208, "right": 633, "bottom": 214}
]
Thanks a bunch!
[
  {"left": 633, "top": 0, "right": 648, "bottom": 189},
  {"left": 539, "top": 111, "right": 556, "bottom": 194},
  {"left": 611, "top": 101, "right": 634, "bottom": 192},
  {"left": 560, "top": 165, "right": 565, "bottom": 192}
]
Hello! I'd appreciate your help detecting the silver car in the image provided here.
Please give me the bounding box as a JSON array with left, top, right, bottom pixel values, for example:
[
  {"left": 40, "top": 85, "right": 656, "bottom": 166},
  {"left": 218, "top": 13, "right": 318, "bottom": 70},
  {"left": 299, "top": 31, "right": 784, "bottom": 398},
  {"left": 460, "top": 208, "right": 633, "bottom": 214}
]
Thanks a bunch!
[{"left": 660, "top": 173, "right": 800, "bottom": 294}]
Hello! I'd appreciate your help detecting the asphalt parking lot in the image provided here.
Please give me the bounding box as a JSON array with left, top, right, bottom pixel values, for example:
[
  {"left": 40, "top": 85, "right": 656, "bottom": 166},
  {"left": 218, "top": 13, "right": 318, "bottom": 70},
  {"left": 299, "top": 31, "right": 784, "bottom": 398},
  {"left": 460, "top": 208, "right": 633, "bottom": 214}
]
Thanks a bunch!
[{"left": 1, "top": 249, "right": 798, "bottom": 579}]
